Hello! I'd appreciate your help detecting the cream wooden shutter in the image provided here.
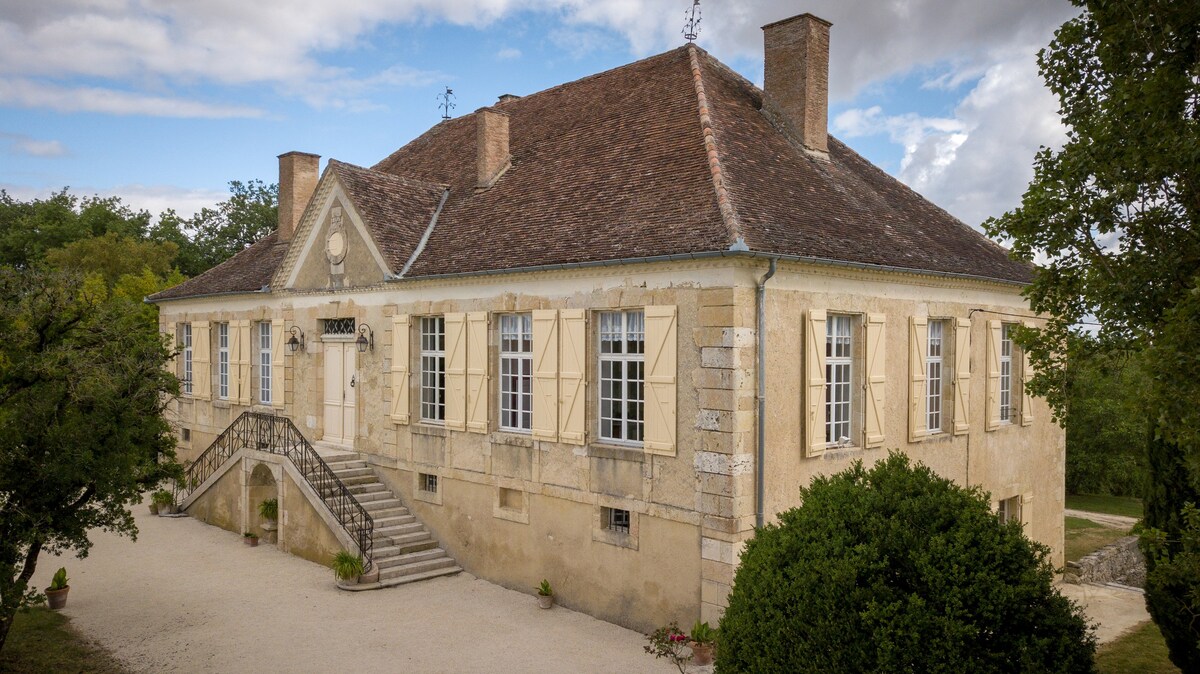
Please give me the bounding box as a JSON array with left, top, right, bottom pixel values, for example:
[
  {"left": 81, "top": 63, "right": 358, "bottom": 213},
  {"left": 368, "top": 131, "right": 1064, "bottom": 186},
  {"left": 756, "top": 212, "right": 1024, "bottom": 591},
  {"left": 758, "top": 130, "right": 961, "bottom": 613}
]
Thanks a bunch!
[
  {"left": 1020, "top": 492, "right": 1034, "bottom": 529},
  {"left": 953, "top": 317, "right": 971, "bottom": 436},
  {"left": 165, "top": 321, "right": 177, "bottom": 374},
  {"left": 466, "top": 311, "right": 490, "bottom": 433},
  {"left": 805, "top": 309, "right": 827, "bottom": 457},
  {"left": 986, "top": 319, "right": 1002, "bottom": 431},
  {"left": 644, "top": 305, "right": 678, "bottom": 455},
  {"left": 558, "top": 309, "right": 587, "bottom": 445},
  {"left": 908, "top": 316, "right": 928, "bottom": 443},
  {"left": 271, "top": 319, "right": 285, "bottom": 409},
  {"left": 445, "top": 313, "right": 467, "bottom": 431},
  {"left": 235, "top": 320, "right": 252, "bottom": 405},
  {"left": 531, "top": 310, "right": 559, "bottom": 442},
  {"left": 390, "top": 314, "right": 410, "bottom": 424},
  {"left": 1020, "top": 320, "right": 1035, "bottom": 427},
  {"left": 864, "top": 313, "right": 886, "bottom": 448},
  {"left": 193, "top": 321, "right": 211, "bottom": 400}
]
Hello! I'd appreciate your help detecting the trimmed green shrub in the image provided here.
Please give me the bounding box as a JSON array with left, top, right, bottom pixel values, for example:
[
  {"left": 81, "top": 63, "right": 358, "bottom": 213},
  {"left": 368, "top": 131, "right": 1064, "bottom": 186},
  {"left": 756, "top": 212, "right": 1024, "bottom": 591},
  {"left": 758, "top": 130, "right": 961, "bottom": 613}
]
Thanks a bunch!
[{"left": 717, "top": 453, "right": 1096, "bottom": 673}]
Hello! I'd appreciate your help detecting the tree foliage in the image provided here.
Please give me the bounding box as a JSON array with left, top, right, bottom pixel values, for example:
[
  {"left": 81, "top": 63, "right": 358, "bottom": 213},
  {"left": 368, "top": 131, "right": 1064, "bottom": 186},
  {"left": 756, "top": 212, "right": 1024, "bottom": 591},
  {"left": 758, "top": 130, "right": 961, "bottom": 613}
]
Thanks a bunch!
[
  {"left": 0, "top": 268, "right": 180, "bottom": 653},
  {"left": 0, "top": 190, "right": 151, "bottom": 269},
  {"left": 160, "top": 179, "right": 278, "bottom": 277},
  {"left": 717, "top": 454, "right": 1096, "bottom": 674}
]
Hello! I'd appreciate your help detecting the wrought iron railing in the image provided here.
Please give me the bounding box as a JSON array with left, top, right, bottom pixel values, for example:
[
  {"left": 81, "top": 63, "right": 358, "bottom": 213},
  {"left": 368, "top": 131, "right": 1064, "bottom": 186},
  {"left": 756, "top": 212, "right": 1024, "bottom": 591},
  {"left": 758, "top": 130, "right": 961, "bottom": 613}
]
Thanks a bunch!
[{"left": 183, "top": 411, "right": 374, "bottom": 569}]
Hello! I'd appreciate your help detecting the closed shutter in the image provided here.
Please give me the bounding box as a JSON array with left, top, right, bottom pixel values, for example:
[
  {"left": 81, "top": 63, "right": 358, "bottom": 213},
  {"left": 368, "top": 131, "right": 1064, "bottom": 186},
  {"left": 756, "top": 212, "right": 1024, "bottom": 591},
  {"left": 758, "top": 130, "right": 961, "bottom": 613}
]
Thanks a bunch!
[
  {"left": 558, "top": 309, "right": 587, "bottom": 445},
  {"left": 953, "top": 317, "right": 971, "bottom": 435},
  {"left": 805, "top": 309, "right": 827, "bottom": 457},
  {"left": 644, "top": 305, "right": 678, "bottom": 455},
  {"left": 445, "top": 313, "right": 467, "bottom": 431},
  {"left": 908, "top": 315, "right": 928, "bottom": 443},
  {"left": 234, "top": 320, "right": 252, "bottom": 405},
  {"left": 531, "top": 310, "right": 559, "bottom": 442},
  {"left": 864, "top": 313, "right": 886, "bottom": 448},
  {"left": 271, "top": 319, "right": 285, "bottom": 409},
  {"left": 986, "top": 320, "right": 1002, "bottom": 431},
  {"left": 1020, "top": 320, "right": 1035, "bottom": 427},
  {"left": 193, "top": 321, "right": 211, "bottom": 400},
  {"left": 390, "top": 314, "right": 410, "bottom": 424},
  {"left": 466, "top": 311, "right": 490, "bottom": 433}
]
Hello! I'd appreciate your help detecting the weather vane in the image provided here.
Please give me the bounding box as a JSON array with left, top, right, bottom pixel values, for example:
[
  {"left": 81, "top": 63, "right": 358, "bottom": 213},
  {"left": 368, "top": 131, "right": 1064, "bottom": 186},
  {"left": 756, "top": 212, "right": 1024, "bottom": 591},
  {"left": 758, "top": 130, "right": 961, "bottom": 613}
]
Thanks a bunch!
[
  {"left": 683, "top": 0, "right": 701, "bottom": 43},
  {"left": 437, "top": 86, "right": 456, "bottom": 120}
]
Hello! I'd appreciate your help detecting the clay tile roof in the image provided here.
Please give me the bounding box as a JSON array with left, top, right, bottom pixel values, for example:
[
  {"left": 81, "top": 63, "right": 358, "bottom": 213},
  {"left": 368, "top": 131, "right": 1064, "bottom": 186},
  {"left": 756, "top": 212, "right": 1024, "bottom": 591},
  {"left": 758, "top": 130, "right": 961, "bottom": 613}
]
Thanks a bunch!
[
  {"left": 148, "top": 231, "right": 287, "bottom": 301},
  {"left": 155, "top": 43, "right": 1031, "bottom": 301},
  {"left": 326, "top": 160, "right": 447, "bottom": 272}
]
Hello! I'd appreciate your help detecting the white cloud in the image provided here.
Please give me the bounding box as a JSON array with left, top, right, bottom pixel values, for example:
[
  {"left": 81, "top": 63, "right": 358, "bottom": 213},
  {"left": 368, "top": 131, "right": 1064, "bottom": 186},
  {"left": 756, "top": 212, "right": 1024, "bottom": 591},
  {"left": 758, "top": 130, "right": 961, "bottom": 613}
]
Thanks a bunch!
[
  {"left": 0, "top": 132, "right": 68, "bottom": 157},
  {"left": 0, "top": 78, "right": 264, "bottom": 118},
  {"left": 496, "top": 47, "right": 522, "bottom": 59},
  {"left": 0, "top": 182, "right": 228, "bottom": 220}
]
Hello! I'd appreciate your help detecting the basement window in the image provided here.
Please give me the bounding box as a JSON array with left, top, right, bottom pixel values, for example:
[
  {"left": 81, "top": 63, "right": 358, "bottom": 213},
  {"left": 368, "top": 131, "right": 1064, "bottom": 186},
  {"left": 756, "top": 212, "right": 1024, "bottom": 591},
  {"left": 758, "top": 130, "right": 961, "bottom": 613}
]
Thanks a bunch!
[
  {"left": 181, "top": 428, "right": 191, "bottom": 442},
  {"left": 419, "top": 473, "right": 438, "bottom": 494},
  {"left": 603, "top": 507, "right": 631, "bottom": 534}
]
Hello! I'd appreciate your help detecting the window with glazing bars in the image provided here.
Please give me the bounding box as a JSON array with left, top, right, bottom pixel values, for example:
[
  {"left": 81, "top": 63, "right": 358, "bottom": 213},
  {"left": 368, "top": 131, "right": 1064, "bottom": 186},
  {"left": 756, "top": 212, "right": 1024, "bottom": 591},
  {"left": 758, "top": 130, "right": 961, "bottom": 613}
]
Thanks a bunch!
[
  {"left": 825, "top": 315, "right": 853, "bottom": 445},
  {"left": 499, "top": 313, "right": 533, "bottom": 432},
  {"left": 217, "top": 322, "right": 229, "bottom": 400},
  {"left": 420, "top": 316, "right": 446, "bottom": 422},
  {"left": 182, "top": 324, "right": 193, "bottom": 395},
  {"left": 258, "top": 322, "right": 272, "bottom": 405},
  {"left": 926, "top": 320, "right": 944, "bottom": 432},
  {"left": 604, "top": 507, "right": 631, "bottom": 534},
  {"left": 419, "top": 473, "right": 438, "bottom": 493},
  {"left": 599, "top": 310, "right": 644, "bottom": 444},
  {"left": 1000, "top": 323, "right": 1013, "bottom": 423}
]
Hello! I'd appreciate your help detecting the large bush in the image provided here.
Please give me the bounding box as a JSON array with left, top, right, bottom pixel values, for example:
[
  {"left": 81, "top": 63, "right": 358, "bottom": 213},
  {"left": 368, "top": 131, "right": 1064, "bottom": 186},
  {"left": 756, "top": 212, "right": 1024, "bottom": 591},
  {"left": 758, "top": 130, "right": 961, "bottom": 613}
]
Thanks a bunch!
[{"left": 718, "top": 454, "right": 1096, "bottom": 673}]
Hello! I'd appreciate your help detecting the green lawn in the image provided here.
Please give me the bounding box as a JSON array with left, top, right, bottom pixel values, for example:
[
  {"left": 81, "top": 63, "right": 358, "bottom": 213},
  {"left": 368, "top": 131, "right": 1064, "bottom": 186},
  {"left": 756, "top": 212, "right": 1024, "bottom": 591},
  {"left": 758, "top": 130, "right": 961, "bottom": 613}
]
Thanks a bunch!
[
  {"left": 1066, "top": 494, "right": 1143, "bottom": 519},
  {"left": 1097, "top": 620, "right": 1180, "bottom": 674},
  {"left": 0, "top": 607, "right": 126, "bottom": 673},
  {"left": 1065, "top": 515, "right": 1133, "bottom": 562}
]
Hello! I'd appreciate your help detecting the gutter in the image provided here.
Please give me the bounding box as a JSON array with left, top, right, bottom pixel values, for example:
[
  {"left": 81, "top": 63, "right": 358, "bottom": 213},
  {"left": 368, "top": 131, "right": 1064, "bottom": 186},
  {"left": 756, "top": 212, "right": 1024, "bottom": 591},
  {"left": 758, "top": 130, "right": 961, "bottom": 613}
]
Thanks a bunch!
[
  {"left": 145, "top": 285, "right": 271, "bottom": 305},
  {"left": 755, "top": 257, "right": 778, "bottom": 529}
]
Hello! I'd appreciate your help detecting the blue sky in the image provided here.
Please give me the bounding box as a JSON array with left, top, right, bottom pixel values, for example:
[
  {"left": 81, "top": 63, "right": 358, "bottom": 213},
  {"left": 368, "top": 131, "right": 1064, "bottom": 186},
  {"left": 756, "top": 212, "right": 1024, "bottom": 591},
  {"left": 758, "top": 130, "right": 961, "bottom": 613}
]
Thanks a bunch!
[{"left": 0, "top": 0, "right": 1079, "bottom": 229}]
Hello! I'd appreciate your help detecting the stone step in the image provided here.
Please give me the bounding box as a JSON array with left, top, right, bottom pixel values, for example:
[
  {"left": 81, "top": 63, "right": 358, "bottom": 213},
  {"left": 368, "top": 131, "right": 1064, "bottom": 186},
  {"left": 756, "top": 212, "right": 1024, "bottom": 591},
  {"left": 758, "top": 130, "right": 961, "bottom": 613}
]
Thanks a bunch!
[
  {"left": 325, "top": 490, "right": 391, "bottom": 505},
  {"left": 378, "top": 530, "right": 433, "bottom": 547},
  {"left": 374, "top": 522, "right": 425, "bottom": 539},
  {"left": 374, "top": 547, "right": 449, "bottom": 570},
  {"left": 328, "top": 467, "right": 373, "bottom": 479},
  {"left": 368, "top": 506, "right": 411, "bottom": 521},
  {"left": 377, "top": 565, "right": 462, "bottom": 588},
  {"left": 378, "top": 556, "right": 458, "bottom": 581},
  {"left": 373, "top": 514, "right": 416, "bottom": 529},
  {"left": 335, "top": 474, "right": 378, "bottom": 487},
  {"left": 325, "top": 459, "right": 368, "bottom": 471},
  {"left": 358, "top": 498, "right": 404, "bottom": 512},
  {"left": 369, "top": 538, "right": 440, "bottom": 559},
  {"left": 347, "top": 482, "right": 388, "bottom": 496}
]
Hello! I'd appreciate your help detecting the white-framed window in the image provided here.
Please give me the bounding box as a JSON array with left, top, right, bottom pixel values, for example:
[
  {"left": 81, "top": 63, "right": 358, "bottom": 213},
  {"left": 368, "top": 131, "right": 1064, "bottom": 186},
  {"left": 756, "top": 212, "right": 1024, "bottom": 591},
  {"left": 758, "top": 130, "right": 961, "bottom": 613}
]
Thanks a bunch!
[
  {"left": 825, "top": 314, "right": 853, "bottom": 445},
  {"left": 598, "top": 310, "right": 644, "bottom": 444},
  {"left": 258, "top": 322, "right": 272, "bottom": 405},
  {"left": 1000, "top": 323, "right": 1013, "bottom": 423},
  {"left": 182, "top": 323, "right": 193, "bottom": 395},
  {"left": 420, "top": 316, "right": 446, "bottom": 423},
  {"left": 217, "top": 322, "right": 229, "bottom": 400},
  {"left": 926, "top": 320, "right": 945, "bottom": 433},
  {"left": 499, "top": 313, "right": 533, "bottom": 432},
  {"left": 997, "top": 495, "right": 1022, "bottom": 525}
]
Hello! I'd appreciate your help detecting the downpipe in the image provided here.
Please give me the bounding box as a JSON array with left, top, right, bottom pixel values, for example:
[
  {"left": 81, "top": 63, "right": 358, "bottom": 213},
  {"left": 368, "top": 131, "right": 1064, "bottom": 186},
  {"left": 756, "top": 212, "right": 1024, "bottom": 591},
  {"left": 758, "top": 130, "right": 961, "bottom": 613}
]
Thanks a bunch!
[{"left": 755, "top": 257, "right": 778, "bottom": 529}]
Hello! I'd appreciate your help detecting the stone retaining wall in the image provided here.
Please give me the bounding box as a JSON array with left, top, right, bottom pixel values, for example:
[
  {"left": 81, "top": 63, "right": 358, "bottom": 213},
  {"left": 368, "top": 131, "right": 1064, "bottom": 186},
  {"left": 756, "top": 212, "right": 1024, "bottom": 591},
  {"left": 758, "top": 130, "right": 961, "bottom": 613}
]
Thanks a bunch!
[{"left": 1065, "top": 536, "right": 1145, "bottom": 587}]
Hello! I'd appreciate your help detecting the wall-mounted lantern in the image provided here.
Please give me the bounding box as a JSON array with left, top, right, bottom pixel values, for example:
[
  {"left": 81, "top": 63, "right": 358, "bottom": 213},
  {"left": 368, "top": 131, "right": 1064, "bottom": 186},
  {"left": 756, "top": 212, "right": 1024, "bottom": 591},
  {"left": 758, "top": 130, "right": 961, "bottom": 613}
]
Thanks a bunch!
[
  {"left": 356, "top": 324, "right": 374, "bottom": 353},
  {"left": 287, "top": 326, "right": 306, "bottom": 354}
]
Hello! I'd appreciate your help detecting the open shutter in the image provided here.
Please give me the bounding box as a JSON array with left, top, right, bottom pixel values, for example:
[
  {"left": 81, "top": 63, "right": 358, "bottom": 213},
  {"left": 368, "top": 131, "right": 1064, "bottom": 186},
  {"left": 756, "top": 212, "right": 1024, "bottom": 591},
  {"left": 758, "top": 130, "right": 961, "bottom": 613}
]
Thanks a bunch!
[
  {"left": 864, "top": 313, "right": 886, "bottom": 448},
  {"left": 558, "top": 309, "right": 587, "bottom": 445},
  {"left": 466, "top": 312, "right": 490, "bottom": 433},
  {"left": 805, "top": 310, "right": 827, "bottom": 457},
  {"left": 235, "top": 320, "right": 253, "bottom": 405},
  {"left": 1020, "top": 492, "right": 1034, "bottom": 530},
  {"left": 1020, "top": 320, "right": 1035, "bottom": 427},
  {"left": 193, "top": 321, "right": 211, "bottom": 400},
  {"left": 953, "top": 317, "right": 971, "bottom": 435},
  {"left": 271, "top": 319, "right": 285, "bottom": 408},
  {"left": 165, "top": 321, "right": 177, "bottom": 376},
  {"left": 226, "top": 322, "right": 241, "bottom": 402},
  {"left": 531, "top": 310, "right": 559, "bottom": 442},
  {"left": 444, "top": 313, "right": 467, "bottom": 431},
  {"left": 908, "top": 316, "right": 928, "bottom": 443},
  {"left": 390, "top": 314, "right": 410, "bottom": 424},
  {"left": 644, "top": 305, "right": 678, "bottom": 455},
  {"left": 986, "top": 319, "right": 1002, "bottom": 431}
]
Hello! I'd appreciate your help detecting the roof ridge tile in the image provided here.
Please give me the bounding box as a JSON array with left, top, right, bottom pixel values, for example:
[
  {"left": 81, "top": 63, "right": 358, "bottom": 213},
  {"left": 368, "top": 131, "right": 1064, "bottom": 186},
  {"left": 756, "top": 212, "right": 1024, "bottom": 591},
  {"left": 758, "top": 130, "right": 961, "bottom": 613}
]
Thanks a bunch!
[{"left": 687, "top": 44, "right": 741, "bottom": 248}]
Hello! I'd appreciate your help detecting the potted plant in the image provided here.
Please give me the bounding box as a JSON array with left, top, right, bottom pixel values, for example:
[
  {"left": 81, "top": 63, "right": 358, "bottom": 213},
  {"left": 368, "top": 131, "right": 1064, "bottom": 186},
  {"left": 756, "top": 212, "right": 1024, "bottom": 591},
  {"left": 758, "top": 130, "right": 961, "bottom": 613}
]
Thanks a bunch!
[
  {"left": 688, "top": 620, "right": 717, "bottom": 666},
  {"left": 536, "top": 579, "right": 554, "bottom": 609},
  {"left": 148, "top": 498, "right": 159, "bottom": 516},
  {"left": 152, "top": 489, "right": 175, "bottom": 516},
  {"left": 644, "top": 621, "right": 691, "bottom": 673},
  {"left": 258, "top": 498, "right": 278, "bottom": 541},
  {"left": 46, "top": 567, "right": 69, "bottom": 610},
  {"left": 332, "top": 550, "right": 365, "bottom": 585},
  {"left": 243, "top": 532, "right": 259, "bottom": 547}
]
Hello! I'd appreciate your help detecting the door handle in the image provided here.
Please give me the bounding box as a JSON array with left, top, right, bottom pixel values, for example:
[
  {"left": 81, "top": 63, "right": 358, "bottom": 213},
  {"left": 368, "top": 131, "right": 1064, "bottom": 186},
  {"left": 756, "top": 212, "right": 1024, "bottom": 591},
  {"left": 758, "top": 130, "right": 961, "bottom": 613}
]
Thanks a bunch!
[{"left": 350, "top": 374, "right": 357, "bottom": 388}]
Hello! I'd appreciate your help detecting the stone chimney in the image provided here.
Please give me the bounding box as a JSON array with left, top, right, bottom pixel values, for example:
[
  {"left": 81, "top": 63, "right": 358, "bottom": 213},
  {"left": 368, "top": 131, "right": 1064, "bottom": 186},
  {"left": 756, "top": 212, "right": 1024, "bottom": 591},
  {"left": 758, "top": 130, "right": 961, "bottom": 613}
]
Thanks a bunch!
[
  {"left": 476, "top": 107, "right": 511, "bottom": 190},
  {"left": 497, "top": 93, "right": 520, "bottom": 104},
  {"left": 762, "top": 13, "right": 831, "bottom": 155},
  {"left": 277, "top": 151, "right": 320, "bottom": 241}
]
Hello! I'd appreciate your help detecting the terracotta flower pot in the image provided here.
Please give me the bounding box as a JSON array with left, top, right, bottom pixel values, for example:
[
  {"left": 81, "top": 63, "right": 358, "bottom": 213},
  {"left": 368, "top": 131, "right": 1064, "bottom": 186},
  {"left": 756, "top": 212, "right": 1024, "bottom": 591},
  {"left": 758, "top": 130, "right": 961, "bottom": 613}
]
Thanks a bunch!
[
  {"left": 244, "top": 536, "right": 259, "bottom": 547},
  {"left": 537, "top": 594, "right": 554, "bottom": 609},
  {"left": 46, "top": 587, "right": 69, "bottom": 610},
  {"left": 690, "top": 642, "right": 714, "bottom": 666}
]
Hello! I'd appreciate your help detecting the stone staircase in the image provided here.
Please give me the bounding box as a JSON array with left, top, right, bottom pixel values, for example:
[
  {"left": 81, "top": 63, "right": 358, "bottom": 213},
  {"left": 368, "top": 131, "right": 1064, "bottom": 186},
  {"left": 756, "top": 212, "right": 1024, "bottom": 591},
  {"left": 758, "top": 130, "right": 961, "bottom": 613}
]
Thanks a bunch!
[{"left": 313, "top": 444, "right": 461, "bottom": 587}]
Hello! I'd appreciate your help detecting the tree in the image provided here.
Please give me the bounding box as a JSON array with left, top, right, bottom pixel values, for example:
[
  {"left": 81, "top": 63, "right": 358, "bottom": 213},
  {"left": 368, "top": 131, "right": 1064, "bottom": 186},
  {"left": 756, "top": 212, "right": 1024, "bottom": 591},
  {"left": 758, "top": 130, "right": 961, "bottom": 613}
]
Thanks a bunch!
[
  {"left": 983, "top": 1, "right": 1199, "bottom": 666},
  {"left": 717, "top": 454, "right": 1096, "bottom": 674},
  {"left": 45, "top": 231, "right": 178, "bottom": 288},
  {"left": 182, "top": 179, "right": 277, "bottom": 275},
  {"left": 0, "top": 268, "right": 180, "bottom": 653},
  {"left": 0, "top": 190, "right": 151, "bottom": 269}
]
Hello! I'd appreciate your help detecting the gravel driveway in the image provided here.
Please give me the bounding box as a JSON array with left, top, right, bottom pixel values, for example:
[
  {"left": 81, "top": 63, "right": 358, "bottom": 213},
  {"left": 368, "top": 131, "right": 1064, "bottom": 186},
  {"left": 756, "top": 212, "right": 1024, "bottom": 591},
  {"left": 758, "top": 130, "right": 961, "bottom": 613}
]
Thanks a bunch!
[{"left": 38, "top": 508, "right": 671, "bottom": 673}]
